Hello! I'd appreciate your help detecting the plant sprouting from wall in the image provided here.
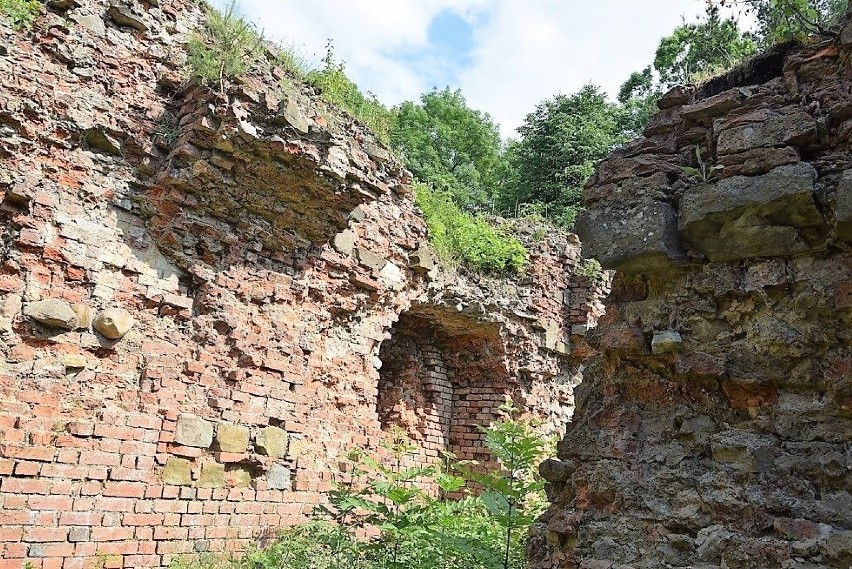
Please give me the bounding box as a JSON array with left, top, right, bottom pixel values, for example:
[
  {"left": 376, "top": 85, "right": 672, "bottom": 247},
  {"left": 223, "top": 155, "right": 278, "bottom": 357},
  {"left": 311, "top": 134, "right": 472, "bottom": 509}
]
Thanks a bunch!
[
  {"left": 187, "top": 0, "right": 264, "bottom": 94},
  {"left": 0, "top": 0, "right": 41, "bottom": 30},
  {"left": 680, "top": 145, "right": 723, "bottom": 183}
]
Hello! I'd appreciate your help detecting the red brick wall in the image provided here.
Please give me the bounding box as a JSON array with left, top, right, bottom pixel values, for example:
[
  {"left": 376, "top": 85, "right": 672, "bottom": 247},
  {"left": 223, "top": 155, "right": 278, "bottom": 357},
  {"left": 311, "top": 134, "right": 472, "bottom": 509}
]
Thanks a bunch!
[{"left": 0, "top": 2, "right": 609, "bottom": 568}]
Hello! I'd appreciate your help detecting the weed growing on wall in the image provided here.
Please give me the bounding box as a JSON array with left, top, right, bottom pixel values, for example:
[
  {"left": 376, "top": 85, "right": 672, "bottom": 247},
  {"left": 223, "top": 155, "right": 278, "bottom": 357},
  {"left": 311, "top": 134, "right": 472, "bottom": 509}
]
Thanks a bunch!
[
  {"left": 306, "top": 42, "right": 395, "bottom": 143},
  {"left": 0, "top": 0, "right": 41, "bottom": 30},
  {"left": 187, "top": 0, "right": 264, "bottom": 93},
  {"left": 415, "top": 184, "right": 527, "bottom": 275},
  {"left": 170, "top": 412, "right": 551, "bottom": 569}
]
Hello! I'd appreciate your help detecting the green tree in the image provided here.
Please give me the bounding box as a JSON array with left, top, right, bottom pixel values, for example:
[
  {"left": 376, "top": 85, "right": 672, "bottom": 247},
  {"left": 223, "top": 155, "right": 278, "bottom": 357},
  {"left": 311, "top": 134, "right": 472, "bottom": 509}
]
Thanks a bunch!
[
  {"left": 616, "top": 66, "right": 660, "bottom": 138},
  {"left": 710, "top": 0, "right": 847, "bottom": 44},
  {"left": 653, "top": 14, "right": 757, "bottom": 88},
  {"left": 499, "top": 85, "right": 625, "bottom": 227},
  {"left": 391, "top": 88, "right": 504, "bottom": 212}
]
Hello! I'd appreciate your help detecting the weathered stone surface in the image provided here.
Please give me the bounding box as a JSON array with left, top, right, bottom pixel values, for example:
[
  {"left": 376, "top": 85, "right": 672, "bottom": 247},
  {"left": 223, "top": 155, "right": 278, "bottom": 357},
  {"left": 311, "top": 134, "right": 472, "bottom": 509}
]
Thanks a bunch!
[
  {"left": 332, "top": 228, "right": 355, "bottom": 256},
  {"left": 174, "top": 414, "right": 214, "bottom": 448},
  {"left": 679, "top": 162, "right": 825, "bottom": 262},
  {"left": 197, "top": 461, "right": 226, "bottom": 488},
  {"left": 533, "top": 26, "right": 852, "bottom": 569},
  {"left": 255, "top": 426, "right": 289, "bottom": 459},
  {"left": 716, "top": 145, "right": 799, "bottom": 177},
  {"left": 161, "top": 457, "right": 192, "bottom": 485},
  {"left": 576, "top": 201, "right": 685, "bottom": 273},
  {"left": 93, "top": 308, "right": 135, "bottom": 339},
  {"left": 355, "top": 247, "right": 386, "bottom": 271},
  {"left": 837, "top": 169, "right": 852, "bottom": 241},
  {"left": 267, "top": 464, "right": 292, "bottom": 490},
  {"left": 651, "top": 329, "right": 682, "bottom": 354},
  {"left": 539, "top": 458, "right": 576, "bottom": 482},
  {"left": 215, "top": 424, "right": 249, "bottom": 453},
  {"left": 107, "top": 4, "right": 148, "bottom": 31},
  {"left": 656, "top": 85, "right": 694, "bottom": 109},
  {"left": 681, "top": 90, "right": 743, "bottom": 121},
  {"left": 71, "top": 303, "right": 94, "bottom": 329},
  {"left": 716, "top": 111, "right": 817, "bottom": 155},
  {"left": 25, "top": 299, "right": 78, "bottom": 329},
  {"left": 227, "top": 467, "right": 253, "bottom": 488}
]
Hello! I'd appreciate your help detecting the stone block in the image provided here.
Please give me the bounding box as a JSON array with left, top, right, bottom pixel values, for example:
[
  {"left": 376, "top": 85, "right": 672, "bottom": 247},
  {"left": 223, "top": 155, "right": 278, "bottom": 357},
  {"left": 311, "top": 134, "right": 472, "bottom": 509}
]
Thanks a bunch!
[
  {"left": 227, "top": 467, "right": 253, "bottom": 488},
  {"left": 651, "top": 330, "right": 683, "bottom": 354},
  {"left": 332, "top": 229, "right": 355, "bottom": 256},
  {"left": 539, "top": 459, "right": 577, "bottom": 482},
  {"left": 215, "top": 424, "right": 249, "bottom": 453},
  {"left": 174, "top": 414, "right": 214, "bottom": 448},
  {"left": 93, "top": 307, "right": 135, "bottom": 339},
  {"left": 355, "top": 247, "right": 386, "bottom": 272},
  {"left": 267, "top": 464, "right": 292, "bottom": 490},
  {"left": 679, "top": 162, "right": 827, "bottom": 262},
  {"left": 25, "top": 299, "right": 78, "bottom": 329},
  {"left": 197, "top": 461, "right": 225, "bottom": 488},
  {"left": 161, "top": 457, "right": 192, "bottom": 485},
  {"left": 716, "top": 112, "right": 817, "bottom": 155},
  {"left": 576, "top": 200, "right": 685, "bottom": 273},
  {"left": 255, "top": 426, "right": 289, "bottom": 459},
  {"left": 71, "top": 303, "right": 93, "bottom": 329}
]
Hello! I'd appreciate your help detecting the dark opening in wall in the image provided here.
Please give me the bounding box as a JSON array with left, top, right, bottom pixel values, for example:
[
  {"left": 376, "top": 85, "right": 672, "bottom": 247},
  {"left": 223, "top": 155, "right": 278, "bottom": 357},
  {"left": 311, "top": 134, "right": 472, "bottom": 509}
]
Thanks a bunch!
[
  {"left": 377, "top": 312, "right": 454, "bottom": 462},
  {"left": 376, "top": 306, "right": 512, "bottom": 468}
]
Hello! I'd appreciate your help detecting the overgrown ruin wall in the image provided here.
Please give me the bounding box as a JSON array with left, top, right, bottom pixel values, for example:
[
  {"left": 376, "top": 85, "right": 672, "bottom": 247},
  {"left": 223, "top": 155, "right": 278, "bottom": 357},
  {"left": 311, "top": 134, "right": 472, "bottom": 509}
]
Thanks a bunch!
[
  {"left": 0, "top": 1, "right": 608, "bottom": 568},
  {"left": 531, "top": 12, "right": 852, "bottom": 569}
]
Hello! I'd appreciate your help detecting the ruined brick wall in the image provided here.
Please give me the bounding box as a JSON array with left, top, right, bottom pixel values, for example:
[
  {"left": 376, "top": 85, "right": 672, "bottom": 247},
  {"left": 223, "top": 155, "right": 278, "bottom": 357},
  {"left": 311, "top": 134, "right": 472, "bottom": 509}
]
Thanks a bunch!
[
  {"left": 531, "top": 14, "right": 852, "bottom": 569},
  {"left": 0, "top": 2, "right": 608, "bottom": 568}
]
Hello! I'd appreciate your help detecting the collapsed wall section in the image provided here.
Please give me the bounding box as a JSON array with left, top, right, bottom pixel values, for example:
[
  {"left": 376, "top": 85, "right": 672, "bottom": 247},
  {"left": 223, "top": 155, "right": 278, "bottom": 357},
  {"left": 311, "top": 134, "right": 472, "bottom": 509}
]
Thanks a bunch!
[
  {"left": 0, "top": 1, "right": 609, "bottom": 567},
  {"left": 532, "top": 13, "right": 852, "bottom": 569}
]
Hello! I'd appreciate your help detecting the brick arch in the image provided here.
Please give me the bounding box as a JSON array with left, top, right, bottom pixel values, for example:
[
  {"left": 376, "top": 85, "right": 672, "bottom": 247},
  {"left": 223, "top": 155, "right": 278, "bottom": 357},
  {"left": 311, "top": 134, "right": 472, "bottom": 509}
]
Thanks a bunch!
[{"left": 376, "top": 306, "right": 513, "bottom": 469}]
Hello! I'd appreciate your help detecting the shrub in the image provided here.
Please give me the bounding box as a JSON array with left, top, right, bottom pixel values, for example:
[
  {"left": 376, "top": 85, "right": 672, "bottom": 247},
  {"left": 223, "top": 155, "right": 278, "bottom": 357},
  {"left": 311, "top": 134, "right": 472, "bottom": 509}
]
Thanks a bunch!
[
  {"left": 0, "top": 0, "right": 41, "bottom": 30},
  {"left": 169, "top": 412, "right": 551, "bottom": 569},
  {"left": 306, "top": 43, "right": 394, "bottom": 143},
  {"left": 187, "top": 0, "right": 263, "bottom": 93},
  {"left": 415, "top": 184, "right": 526, "bottom": 275}
]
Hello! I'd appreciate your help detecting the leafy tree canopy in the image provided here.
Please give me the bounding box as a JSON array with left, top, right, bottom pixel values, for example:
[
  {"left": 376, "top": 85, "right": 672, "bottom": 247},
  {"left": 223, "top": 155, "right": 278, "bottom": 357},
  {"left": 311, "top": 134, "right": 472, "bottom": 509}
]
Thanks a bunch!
[
  {"left": 499, "top": 85, "right": 626, "bottom": 226},
  {"left": 390, "top": 88, "right": 504, "bottom": 213},
  {"left": 653, "top": 14, "right": 758, "bottom": 88},
  {"left": 709, "top": 0, "right": 848, "bottom": 44}
]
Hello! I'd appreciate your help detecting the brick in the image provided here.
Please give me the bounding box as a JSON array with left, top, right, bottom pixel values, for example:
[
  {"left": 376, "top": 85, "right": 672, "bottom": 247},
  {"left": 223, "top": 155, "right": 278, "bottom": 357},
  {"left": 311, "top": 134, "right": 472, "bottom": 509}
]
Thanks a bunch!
[
  {"left": 28, "top": 496, "right": 73, "bottom": 511},
  {"left": 90, "top": 527, "right": 134, "bottom": 542},
  {"left": 103, "top": 481, "right": 146, "bottom": 498}
]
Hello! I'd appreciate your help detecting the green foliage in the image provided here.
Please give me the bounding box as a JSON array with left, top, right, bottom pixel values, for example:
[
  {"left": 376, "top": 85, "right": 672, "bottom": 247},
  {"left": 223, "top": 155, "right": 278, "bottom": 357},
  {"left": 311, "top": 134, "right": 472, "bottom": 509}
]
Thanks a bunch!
[
  {"left": 680, "top": 145, "right": 723, "bottom": 182},
  {"left": 499, "top": 85, "right": 627, "bottom": 228},
  {"left": 653, "top": 14, "right": 757, "bottom": 88},
  {"left": 306, "top": 43, "right": 394, "bottom": 143},
  {"left": 391, "top": 88, "right": 505, "bottom": 213},
  {"left": 710, "top": 0, "right": 847, "bottom": 44},
  {"left": 272, "top": 42, "right": 311, "bottom": 82},
  {"left": 0, "top": 0, "right": 41, "bottom": 30},
  {"left": 579, "top": 258, "right": 607, "bottom": 283},
  {"left": 415, "top": 184, "right": 526, "bottom": 275},
  {"left": 187, "top": 1, "right": 264, "bottom": 93},
  {"left": 170, "top": 413, "right": 551, "bottom": 569}
]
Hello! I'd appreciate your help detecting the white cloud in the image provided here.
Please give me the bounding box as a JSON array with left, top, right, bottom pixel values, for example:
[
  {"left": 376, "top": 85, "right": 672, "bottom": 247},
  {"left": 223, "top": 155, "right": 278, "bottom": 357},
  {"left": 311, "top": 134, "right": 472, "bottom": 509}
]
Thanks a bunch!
[{"left": 225, "top": 1, "right": 721, "bottom": 138}]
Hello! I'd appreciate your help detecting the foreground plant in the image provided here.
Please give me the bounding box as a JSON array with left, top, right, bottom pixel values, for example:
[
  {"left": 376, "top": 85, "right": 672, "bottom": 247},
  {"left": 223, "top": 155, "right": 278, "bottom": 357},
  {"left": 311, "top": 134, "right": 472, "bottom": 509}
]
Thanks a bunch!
[{"left": 170, "top": 413, "right": 550, "bottom": 569}]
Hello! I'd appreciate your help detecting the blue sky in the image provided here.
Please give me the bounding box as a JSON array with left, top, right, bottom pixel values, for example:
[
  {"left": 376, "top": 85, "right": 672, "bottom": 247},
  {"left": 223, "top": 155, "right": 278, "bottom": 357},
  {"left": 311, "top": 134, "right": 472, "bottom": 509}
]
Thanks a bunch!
[{"left": 224, "top": 1, "right": 721, "bottom": 138}]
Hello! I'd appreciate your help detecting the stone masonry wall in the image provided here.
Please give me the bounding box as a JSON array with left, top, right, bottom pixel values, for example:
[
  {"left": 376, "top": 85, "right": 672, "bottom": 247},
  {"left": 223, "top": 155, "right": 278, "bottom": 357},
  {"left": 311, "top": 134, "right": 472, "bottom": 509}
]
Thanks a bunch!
[
  {"left": 0, "top": 2, "right": 608, "bottom": 568},
  {"left": 531, "top": 12, "right": 852, "bottom": 569}
]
